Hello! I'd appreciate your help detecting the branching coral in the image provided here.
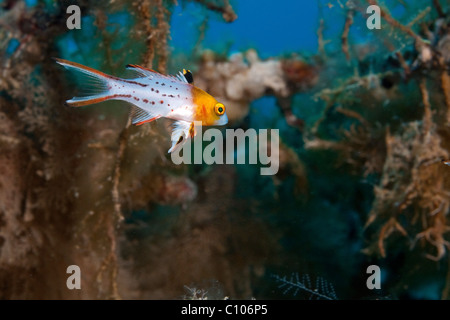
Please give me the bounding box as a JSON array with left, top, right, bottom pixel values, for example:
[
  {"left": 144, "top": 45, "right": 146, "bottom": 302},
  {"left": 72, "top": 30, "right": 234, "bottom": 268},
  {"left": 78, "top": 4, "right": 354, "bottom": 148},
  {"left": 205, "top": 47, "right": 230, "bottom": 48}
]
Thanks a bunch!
[
  {"left": 307, "top": 0, "right": 450, "bottom": 261},
  {"left": 365, "top": 119, "right": 450, "bottom": 259},
  {"left": 300, "top": 1, "right": 450, "bottom": 299}
]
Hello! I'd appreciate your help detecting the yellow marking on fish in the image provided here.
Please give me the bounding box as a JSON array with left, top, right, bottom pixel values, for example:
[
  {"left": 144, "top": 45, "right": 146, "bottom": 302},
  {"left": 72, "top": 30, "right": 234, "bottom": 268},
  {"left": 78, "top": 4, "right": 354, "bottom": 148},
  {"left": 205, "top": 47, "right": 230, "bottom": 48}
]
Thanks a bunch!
[{"left": 191, "top": 86, "right": 219, "bottom": 125}]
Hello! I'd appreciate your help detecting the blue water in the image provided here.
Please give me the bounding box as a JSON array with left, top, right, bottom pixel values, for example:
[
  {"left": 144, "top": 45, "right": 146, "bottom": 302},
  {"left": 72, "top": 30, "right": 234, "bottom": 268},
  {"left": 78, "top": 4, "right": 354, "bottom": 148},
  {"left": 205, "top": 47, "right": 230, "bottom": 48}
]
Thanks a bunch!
[{"left": 170, "top": 0, "right": 320, "bottom": 57}]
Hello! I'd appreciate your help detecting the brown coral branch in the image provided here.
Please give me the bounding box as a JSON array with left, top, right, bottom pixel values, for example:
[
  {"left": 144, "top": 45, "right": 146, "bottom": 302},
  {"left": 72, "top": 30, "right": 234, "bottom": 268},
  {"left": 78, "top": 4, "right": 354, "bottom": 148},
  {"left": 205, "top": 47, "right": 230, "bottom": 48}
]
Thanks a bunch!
[
  {"left": 378, "top": 217, "right": 407, "bottom": 258},
  {"left": 395, "top": 51, "right": 411, "bottom": 76},
  {"left": 155, "top": 0, "right": 170, "bottom": 74},
  {"left": 441, "top": 71, "right": 450, "bottom": 124},
  {"left": 367, "top": 0, "right": 426, "bottom": 46},
  {"left": 98, "top": 117, "right": 133, "bottom": 300},
  {"left": 96, "top": 210, "right": 121, "bottom": 299},
  {"left": 442, "top": 254, "right": 450, "bottom": 300},
  {"left": 136, "top": 0, "right": 172, "bottom": 72},
  {"left": 414, "top": 213, "right": 450, "bottom": 261},
  {"left": 433, "top": 0, "right": 445, "bottom": 18},
  {"left": 335, "top": 107, "right": 369, "bottom": 127},
  {"left": 138, "top": 0, "right": 156, "bottom": 68},
  {"left": 303, "top": 137, "right": 348, "bottom": 151},
  {"left": 193, "top": 16, "right": 209, "bottom": 55},
  {"left": 341, "top": 9, "right": 354, "bottom": 61},
  {"left": 419, "top": 79, "right": 432, "bottom": 136},
  {"left": 406, "top": 6, "right": 431, "bottom": 28},
  {"left": 111, "top": 118, "right": 131, "bottom": 225},
  {"left": 192, "top": 0, "right": 237, "bottom": 22},
  {"left": 317, "top": 19, "right": 327, "bottom": 57},
  {"left": 277, "top": 97, "right": 304, "bottom": 131},
  {"left": 100, "top": 116, "right": 133, "bottom": 299}
]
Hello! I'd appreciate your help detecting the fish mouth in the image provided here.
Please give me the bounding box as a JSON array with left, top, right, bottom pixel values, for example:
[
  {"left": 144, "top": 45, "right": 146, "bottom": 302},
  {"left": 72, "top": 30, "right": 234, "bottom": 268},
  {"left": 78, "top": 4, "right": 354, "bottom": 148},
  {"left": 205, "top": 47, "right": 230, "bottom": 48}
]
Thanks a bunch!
[{"left": 215, "top": 113, "right": 228, "bottom": 126}]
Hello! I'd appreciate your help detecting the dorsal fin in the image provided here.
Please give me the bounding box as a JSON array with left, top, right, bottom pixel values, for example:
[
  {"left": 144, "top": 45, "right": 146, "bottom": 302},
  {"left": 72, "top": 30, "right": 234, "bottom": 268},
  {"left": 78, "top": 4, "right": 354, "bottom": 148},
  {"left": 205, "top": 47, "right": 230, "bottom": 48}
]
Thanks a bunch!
[
  {"left": 182, "top": 69, "right": 194, "bottom": 84},
  {"left": 125, "top": 64, "right": 194, "bottom": 85},
  {"left": 171, "top": 71, "right": 188, "bottom": 83},
  {"left": 126, "top": 64, "right": 161, "bottom": 78}
]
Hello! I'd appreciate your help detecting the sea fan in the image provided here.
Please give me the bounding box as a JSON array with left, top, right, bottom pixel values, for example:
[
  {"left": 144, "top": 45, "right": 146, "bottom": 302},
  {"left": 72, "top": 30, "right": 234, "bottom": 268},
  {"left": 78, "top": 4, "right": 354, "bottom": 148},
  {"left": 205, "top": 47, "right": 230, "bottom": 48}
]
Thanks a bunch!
[{"left": 273, "top": 273, "right": 337, "bottom": 300}]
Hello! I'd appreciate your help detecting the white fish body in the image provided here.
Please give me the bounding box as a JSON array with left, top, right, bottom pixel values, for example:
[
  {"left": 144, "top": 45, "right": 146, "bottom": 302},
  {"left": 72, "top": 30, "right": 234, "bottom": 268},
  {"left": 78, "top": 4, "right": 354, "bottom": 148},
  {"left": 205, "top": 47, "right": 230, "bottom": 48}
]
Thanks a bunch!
[{"left": 55, "top": 59, "right": 228, "bottom": 152}]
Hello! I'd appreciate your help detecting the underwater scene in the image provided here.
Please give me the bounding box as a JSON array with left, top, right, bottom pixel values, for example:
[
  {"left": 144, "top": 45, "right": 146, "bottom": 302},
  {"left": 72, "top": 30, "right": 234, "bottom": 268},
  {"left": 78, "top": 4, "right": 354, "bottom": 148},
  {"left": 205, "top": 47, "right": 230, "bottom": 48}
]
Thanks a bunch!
[{"left": 0, "top": 0, "right": 449, "bottom": 300}]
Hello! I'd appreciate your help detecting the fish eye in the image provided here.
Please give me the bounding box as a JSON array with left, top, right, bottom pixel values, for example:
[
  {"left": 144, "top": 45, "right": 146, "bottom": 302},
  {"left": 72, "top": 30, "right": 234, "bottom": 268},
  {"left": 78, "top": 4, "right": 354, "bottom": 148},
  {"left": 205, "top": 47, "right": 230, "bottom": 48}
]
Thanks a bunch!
[{"left": 214, "top": 103, "right": 225, "bottom": 116}]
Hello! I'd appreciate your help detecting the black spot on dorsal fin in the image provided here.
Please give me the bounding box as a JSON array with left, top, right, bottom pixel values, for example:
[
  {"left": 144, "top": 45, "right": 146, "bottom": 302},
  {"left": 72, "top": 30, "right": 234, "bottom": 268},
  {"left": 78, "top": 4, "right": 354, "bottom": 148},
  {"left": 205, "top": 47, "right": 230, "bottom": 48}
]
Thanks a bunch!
[{"left": 183, "top": 69, "right": 194, "bottom": 84}]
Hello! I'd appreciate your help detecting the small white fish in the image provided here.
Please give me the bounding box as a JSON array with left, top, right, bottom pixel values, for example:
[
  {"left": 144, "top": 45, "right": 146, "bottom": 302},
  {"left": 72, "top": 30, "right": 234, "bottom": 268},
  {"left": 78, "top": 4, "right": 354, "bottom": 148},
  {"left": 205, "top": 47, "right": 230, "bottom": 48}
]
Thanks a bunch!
[{"left": 55, "top": 58, "right": 228, "bottom": 152}]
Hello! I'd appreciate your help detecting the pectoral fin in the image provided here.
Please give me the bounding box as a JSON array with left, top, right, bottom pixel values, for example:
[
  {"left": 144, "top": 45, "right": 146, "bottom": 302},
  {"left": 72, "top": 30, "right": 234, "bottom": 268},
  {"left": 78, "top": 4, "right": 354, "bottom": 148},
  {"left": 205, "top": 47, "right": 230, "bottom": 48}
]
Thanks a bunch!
[{"left": 168, "top": 120, "right": 193, "bottom": 153}]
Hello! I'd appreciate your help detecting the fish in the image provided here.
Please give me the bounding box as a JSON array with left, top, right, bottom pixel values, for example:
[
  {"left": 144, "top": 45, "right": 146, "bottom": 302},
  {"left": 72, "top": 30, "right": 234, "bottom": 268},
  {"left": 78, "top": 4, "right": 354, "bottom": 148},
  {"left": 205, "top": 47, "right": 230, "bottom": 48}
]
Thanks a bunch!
[{"left": 54, "top": 58, "right": 228, "bottom": 153}]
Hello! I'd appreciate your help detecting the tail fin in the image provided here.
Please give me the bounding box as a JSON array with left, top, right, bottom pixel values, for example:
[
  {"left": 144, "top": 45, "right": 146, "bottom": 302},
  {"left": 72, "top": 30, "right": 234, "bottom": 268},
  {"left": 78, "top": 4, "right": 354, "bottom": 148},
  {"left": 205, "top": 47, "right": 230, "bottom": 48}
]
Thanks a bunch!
[{"left": 55, "top": 58, "right": 117, "bottom": 107}]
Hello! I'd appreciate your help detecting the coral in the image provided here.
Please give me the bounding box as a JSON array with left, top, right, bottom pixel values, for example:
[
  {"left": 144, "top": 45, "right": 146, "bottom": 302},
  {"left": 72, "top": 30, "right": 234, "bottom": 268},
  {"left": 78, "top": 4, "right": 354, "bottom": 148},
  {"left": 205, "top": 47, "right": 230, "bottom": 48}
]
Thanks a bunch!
[
  {"left": 272, "top": 273, "right": 337, "bottom": 300},
  {"left": 304, "top": 0, "right": 450, "bottom": 298},
  {"left": 182, "top": 280, "right": 227, "bottom": 300},
  {"left": 365, "top": 120, "right": 450, "bottom": 259},
  {"left": 194, "top": 49, "right": 318, "bottom": 127},
  {"left": 275, "top": 141, "right": 308, "bottom": 195}
]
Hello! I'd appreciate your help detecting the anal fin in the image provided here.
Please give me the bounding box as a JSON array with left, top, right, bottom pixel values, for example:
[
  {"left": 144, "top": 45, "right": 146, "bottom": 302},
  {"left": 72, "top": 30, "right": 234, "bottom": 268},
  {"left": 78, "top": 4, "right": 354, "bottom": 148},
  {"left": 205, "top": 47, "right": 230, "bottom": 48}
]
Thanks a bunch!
[{"left": 130, "top": 106, "right": 160, "bottom": 126}]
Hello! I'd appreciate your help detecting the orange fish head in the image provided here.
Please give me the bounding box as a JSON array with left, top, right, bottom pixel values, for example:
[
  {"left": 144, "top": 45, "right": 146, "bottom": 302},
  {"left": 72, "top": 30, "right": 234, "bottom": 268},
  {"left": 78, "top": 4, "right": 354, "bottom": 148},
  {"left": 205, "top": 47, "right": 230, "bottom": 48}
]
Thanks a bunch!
[{"left": 192, "top": 86, "right": 228, "bottom": 126}]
